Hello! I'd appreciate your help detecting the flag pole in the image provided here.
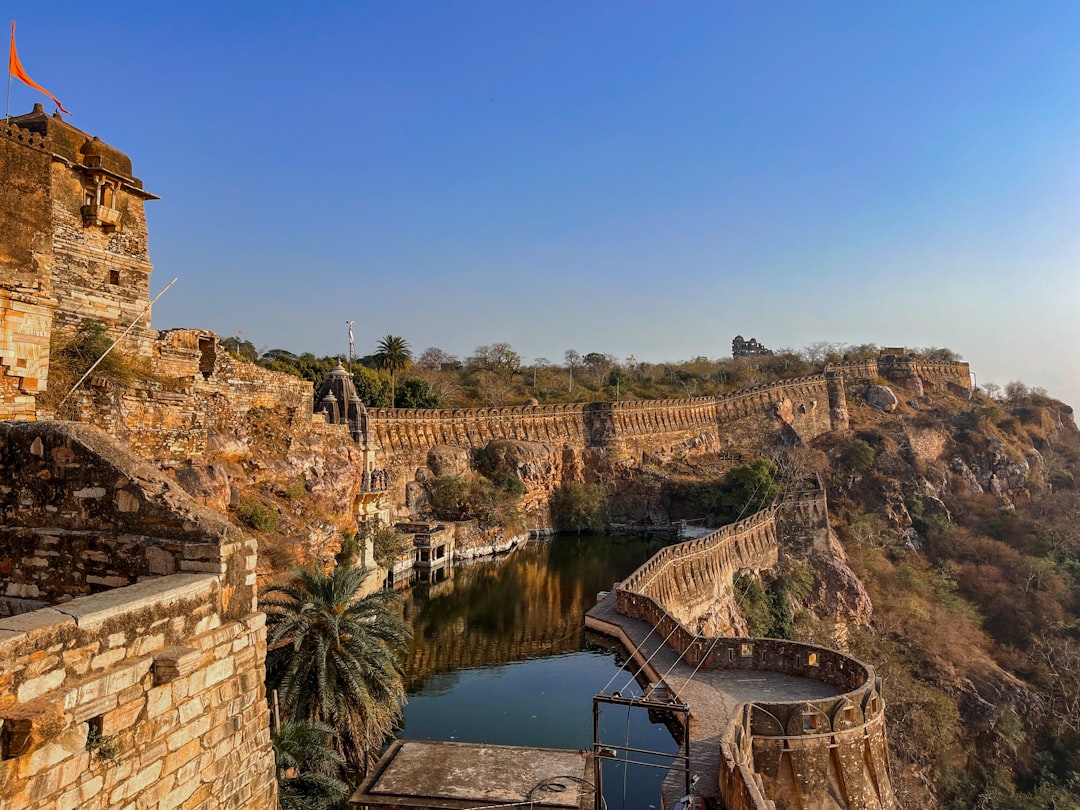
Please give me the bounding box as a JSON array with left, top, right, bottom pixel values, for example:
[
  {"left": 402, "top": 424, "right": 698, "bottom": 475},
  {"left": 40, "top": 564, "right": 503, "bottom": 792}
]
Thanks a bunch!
[{"left": 6, "top": 21, "right": 13, "bottom": 121}]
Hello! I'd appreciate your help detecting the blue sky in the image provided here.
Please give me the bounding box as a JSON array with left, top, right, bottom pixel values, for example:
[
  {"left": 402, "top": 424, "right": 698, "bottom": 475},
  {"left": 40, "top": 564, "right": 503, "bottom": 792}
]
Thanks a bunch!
[{"left": 8, "top": 2, "right": 1080, "bottom": 405}]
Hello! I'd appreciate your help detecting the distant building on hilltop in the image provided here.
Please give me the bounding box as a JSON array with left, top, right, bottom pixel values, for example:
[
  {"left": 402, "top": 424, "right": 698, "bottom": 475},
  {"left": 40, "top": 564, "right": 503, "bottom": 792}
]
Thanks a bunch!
[{"left": 732, "top": 335, "right": 773, "bottom": 357}]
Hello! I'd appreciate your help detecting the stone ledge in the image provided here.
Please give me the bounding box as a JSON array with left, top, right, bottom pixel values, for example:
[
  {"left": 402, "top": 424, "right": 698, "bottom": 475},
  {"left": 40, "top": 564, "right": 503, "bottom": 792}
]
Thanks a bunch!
[{"left": 51, "top": 573, "right": 219, "bottom": 630}]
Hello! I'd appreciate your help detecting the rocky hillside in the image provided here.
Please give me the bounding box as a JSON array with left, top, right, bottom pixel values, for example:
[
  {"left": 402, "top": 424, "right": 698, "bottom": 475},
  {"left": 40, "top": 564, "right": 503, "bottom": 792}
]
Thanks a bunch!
[{"left": 637, "top": 381, "right": 1079, "bottom": 809}]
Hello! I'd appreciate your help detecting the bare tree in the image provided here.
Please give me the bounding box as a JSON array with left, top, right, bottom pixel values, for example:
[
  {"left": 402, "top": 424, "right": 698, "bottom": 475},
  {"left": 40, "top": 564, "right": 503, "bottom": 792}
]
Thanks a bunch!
[{"left": 564, "top": 350, "right": 581, "bottom": 392}]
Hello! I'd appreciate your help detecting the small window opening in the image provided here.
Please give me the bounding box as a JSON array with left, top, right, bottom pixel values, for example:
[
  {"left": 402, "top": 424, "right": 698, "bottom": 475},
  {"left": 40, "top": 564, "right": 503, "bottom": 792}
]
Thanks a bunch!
[
  {"left": 808, "top": 653, "right": 819, "bottom": 667},
  {"left": 727, "top": 649, "right": 735, "bottom": 663},
  {"left": 108, "top": 269, "right": 120, "bottom": 285},
  {"left": 740, "top": 643, "right": 753, "bottom": 658},
  {"left": 802, "top": 713, "right": 817, "bottom": 731},
  {"left": 844, "top": 707, "right": 856, "bottom": 722}
]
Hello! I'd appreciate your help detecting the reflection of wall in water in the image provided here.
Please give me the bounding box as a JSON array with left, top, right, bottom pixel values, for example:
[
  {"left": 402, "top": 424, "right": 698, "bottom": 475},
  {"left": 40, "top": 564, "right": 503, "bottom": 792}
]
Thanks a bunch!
[{"left": 402, "top": 538, "right": 655, "bottom": 692}]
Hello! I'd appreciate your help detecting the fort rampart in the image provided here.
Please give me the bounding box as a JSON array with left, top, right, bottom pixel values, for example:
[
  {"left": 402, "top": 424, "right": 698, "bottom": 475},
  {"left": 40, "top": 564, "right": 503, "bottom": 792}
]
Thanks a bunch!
[
  {"left": 611, "top": 489, "right": 894, "bottom": 810},
  {"left": 0, "top": 422, "right": 276, "bottom": 810}
]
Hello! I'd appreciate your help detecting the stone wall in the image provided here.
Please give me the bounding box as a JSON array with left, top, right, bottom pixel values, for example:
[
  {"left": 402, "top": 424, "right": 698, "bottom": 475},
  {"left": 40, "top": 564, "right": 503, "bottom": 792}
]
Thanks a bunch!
[
  {"left": 0, "top": 422, "right": 276, "bottom": 810},
  {"left": 698, "top": 638, "right": 893, "bottom": 810},
  {"left": 827, "top": 357, "right": 972, "bottom": 396},
  {"left": 0, "top": 121, "right": 55, "bottom": 421},
  {"left": 612, "top": 492, "right": 894, "bottom": 810},
  {"left": 69, "top": 329, "right": 318, "bottom": 461},
  {"left": 617, "top": 508, "right": 780, "bottom": 636}
]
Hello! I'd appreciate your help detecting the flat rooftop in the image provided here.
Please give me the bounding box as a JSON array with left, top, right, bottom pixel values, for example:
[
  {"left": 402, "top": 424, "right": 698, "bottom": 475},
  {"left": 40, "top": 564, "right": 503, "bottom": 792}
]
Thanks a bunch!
[{"left": 351, "top": 740, "right": 593, "bottom": 810}]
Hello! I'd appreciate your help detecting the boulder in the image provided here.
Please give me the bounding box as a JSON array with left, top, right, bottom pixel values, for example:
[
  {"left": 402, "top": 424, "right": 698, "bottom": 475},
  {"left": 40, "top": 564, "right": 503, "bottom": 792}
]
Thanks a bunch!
[
  {"left": 866, "top": 385, "right": 898, "bottom": 413},
  {"left": 427, "top": 445, "right": 470, "bottom": 478}
]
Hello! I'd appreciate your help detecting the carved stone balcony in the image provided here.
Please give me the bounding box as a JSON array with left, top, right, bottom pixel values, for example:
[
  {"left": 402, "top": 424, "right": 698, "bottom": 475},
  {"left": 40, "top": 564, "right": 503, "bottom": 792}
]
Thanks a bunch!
[{"left": 81, "top": 204, "right": 122, "bottom": 229}]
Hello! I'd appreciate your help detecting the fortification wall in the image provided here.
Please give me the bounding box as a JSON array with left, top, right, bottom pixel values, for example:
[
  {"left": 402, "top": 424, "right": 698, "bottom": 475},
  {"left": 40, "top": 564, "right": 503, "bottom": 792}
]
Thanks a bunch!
[
  {"left": 365, "top": 377, "right": 838, "bottom": 474},
  {"left": 713, "top": 376, "right": 837, "bottom": 452},
  {"left": 0, "top": 421, "right": 276, "bottom": 810},
  {"left": 827, "top": 358, "right": 972, "bottom": 394},
  {"left": 708, "top": 638, "right": 892, "bottom": 810},
  {"left": 617, "top": 508, "right": 780, "bottom": 636},
  {"left": 613, "top": 491, "right": 893, "bottom": 809}
]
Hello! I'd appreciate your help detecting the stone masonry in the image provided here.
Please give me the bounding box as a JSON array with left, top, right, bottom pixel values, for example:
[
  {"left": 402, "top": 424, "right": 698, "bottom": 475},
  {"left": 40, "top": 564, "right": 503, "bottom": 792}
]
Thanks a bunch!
[
  {"left": 600, "top": 487, "right": 893, "bottom": 810},
  {"left": 0, "top": 422, "right": 276, "bottom": 810}
]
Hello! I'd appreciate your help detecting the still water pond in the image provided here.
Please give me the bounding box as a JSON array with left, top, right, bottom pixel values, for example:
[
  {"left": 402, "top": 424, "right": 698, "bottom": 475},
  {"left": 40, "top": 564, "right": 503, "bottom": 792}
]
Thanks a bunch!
[{"left": 396, "top": 535, "right": 682, "bottom": 810}]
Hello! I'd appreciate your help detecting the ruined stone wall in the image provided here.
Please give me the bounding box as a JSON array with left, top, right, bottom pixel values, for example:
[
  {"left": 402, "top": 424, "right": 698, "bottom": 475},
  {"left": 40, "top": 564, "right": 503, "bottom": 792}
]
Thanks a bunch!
[
  {"left": 776, "top": 488, "right": 831, "bottom": 557},
  {"left": 68, "top": 329, "right": 317, "bottom": 462},
  {"left": 0, "top": 421, "right": 276, "bottom": 810}
]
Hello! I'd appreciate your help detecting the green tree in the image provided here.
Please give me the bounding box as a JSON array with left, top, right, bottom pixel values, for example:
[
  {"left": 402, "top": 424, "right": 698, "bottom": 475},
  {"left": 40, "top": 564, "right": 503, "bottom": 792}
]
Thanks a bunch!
[
  {"left": 365, "top": 522, "right": 412, "bottom": 569},
  {"left": 717, "top": 458, "right": 780, "bottom": 524},
  {"left": 351, "top": 366, "right": 393, "bottom": 408},
  {"left": 272, "top": 719, "right": 349, "bottom": 810},
  {"left": 262, "top": 564, "right": 409, "bottom": 774},
  {"left": 551, "top": 481, "right": 608, "bottom": 533},
  {"left": 394, "top": 377, "right": 441, "bottom": 409},
  {"left": 372, "top": 335, "right": 413, "bottom": 403}
]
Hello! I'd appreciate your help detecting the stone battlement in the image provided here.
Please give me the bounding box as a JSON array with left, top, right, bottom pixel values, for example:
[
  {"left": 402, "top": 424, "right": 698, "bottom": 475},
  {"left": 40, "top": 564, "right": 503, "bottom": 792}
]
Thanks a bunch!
[{"left": 607, "top": 489, "right": 894, "bottom": 809}]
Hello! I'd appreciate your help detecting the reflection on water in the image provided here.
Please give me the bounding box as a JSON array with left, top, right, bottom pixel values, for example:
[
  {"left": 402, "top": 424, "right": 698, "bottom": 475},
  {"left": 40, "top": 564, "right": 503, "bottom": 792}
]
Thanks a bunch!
[
  {"left": 401, "top": 534, "right": 662, "bottom": 691},
  {"left": 398, "top": 535, "right": 680, "bottom": 810}
]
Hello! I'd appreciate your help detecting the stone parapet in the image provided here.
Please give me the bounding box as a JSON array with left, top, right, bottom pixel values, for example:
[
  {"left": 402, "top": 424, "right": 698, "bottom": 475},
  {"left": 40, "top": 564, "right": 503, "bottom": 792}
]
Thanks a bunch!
[
  {"left": 611, "top": 489, "right": 894, "bottom": 809},
  {"left": 0, "top": 578, "right": 275, "bottom": 810}
]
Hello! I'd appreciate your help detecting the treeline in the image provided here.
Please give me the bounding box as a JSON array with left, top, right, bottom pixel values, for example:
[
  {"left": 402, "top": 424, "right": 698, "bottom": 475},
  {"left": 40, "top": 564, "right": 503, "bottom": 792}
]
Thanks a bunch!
[{"left": 222, "top": 335, "right": 962, "bottom": 409}]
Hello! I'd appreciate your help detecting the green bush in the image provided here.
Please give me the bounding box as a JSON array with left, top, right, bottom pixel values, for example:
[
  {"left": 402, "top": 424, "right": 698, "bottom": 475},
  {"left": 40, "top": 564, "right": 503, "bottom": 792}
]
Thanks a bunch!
[
  {"left": 237, "top": 499, "right": 280, "bottom": 533},
  {"left": 426, "top": 475, "right": 525, "bottom": 533},
  {"left": 842, "top": 439, "right": 876, "bottom": 473},
  {"left": 734, "top": 573, "right": 772, "bottom": 636},
  {"left": 474, "top": 440, "right": 527, "bottom": 495}
]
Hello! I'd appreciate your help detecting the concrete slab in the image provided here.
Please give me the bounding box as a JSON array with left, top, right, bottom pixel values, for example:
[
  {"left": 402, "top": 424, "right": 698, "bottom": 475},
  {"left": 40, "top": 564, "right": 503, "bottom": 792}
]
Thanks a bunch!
[{"left": 352, "top": 740, "right": 593, "bottom": 810}]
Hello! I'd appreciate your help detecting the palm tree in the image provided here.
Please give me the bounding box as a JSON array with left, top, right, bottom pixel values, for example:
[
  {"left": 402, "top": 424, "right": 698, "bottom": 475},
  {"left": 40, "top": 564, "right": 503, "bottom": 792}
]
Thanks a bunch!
[
  {"left": 272, "top": 720, "right": 350, "bottom": 810},
  {"left": 262, "top": 564, "right": 410, "bottom": 774},
  {"left": 372, "top": 334, "right": 412, "bottom": 404}
]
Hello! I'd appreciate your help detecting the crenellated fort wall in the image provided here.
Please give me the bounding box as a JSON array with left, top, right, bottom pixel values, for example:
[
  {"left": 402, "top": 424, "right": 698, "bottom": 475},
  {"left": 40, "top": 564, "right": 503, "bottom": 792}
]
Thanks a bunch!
[{"left": 610, "top": 487, "right": 894, "bottom": 810}]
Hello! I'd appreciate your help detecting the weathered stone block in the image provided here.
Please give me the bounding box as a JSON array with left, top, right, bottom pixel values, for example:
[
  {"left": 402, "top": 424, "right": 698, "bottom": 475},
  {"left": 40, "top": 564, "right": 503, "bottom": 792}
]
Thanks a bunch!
[
  {"left": 0, "top": 698, "right": 66, "bottom": 757},
  {"left": 152, "top": 646, "right": 200, "bottom": 685}
]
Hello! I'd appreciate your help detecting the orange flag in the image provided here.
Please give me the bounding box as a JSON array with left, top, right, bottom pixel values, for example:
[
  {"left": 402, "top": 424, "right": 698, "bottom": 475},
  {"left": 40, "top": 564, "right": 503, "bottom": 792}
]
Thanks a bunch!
[{"left": 9, "top": 22, "right": 70, "bottom": 115}]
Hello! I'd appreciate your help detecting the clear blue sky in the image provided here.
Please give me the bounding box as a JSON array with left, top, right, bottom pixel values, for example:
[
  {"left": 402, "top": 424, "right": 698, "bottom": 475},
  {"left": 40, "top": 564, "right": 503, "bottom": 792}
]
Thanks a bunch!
[{"left": 9, "top": 1, "right": 1080, "bottom": 405}]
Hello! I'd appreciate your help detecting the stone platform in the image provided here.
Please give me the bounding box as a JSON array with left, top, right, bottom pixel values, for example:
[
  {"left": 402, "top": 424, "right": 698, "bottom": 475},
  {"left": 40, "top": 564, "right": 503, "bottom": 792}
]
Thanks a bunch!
[
  {"left": 585, "top": 593, "right": 842, "bottom": 810},
  {"left": 351, "top": 740, "right": 594, "bottom": 810}
]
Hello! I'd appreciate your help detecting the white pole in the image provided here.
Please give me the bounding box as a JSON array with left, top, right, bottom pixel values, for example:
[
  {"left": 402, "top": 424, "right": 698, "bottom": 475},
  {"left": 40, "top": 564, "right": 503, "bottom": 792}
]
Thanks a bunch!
[{"left": 57, "top": 278, "right": 177, "bottom": 410}]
